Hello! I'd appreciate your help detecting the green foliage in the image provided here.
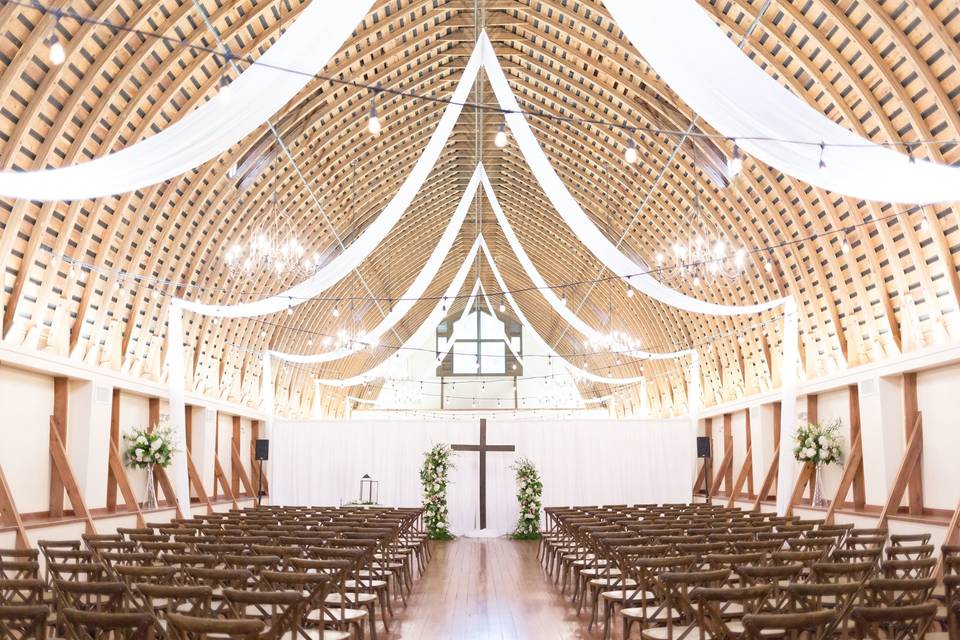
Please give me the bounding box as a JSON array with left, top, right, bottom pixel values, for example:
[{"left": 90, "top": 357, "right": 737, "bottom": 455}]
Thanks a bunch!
[
  {"left": 511, "top": 457, "right": 542, "bottom": 539},
  {"left": 421, "top": 444, "right": 455, "bottom": 540},
  {"left": 793, "top": 419, "right": 844, "bottom": 466},
  {"left": 123, "top": 425, "right": 175, "bottom": 470}
]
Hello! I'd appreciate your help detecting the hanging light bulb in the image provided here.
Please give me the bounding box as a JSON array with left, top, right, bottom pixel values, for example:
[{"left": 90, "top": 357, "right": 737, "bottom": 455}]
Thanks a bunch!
[
  {"left": 841, "top": 240, "right": 850, "bottom": 255},
  {"left": 626, "top": 284, "right": 634, "bottom": 298},
  {"left": 624, "top": 138, "right": 638, "bottom": 165},
  {"left": 47, "top": 34, "right": 65, "bottom": 65},
  {"left": 764, "top": 260, "right": 773, "bottom": 273},
  {"left": 727, "top": 144, "right": 743, "bottom": 179},
  {"left": 499, "top": 300, "right": 506, "bottom": 313},
  {"left": 219, "top": 75, "right": 233, "bottom": 104},
  {"left": 332, "top": 306, "right": 340, "bottom": 318},
  {"left": 286, "top": 299, "right": 294, "bottom": 315},
  {"left": 367, "top": 90, "right": 382, "bottom": 135},
  {"left": 495, "top": 123, "right": 508, "bottom": 148},
  {"left": 560, "top": 294, "right": 567, "bottom": 306},
  {"left": 920, "top": 216, "right": 930, "bottom": 232}
]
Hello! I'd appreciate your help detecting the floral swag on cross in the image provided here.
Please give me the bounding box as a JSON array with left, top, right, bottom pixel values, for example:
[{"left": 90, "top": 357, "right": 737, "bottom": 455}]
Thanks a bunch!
[
  {"left": 420, "top": 444, "right": 455, "bottom": 540},
  {"left": 512, "top": 458, "right": 543, "bottom": 540}
]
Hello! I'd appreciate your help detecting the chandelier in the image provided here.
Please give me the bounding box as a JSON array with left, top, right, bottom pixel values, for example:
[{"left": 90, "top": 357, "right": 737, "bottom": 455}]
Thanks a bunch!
[
  {"left": 223, "top": 184, "right": 320, "bottom": 280},
  {"left": 654, "top": 153, "right": 747, "bottom": 286}
]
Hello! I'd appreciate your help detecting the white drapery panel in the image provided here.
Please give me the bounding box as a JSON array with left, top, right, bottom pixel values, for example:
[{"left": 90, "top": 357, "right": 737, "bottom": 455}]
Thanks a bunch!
[
  {"left": 269, "top": 418, "right": 694, "bottom": 535},
  {"left": 0, "top": 2, "right": 374, "bottom": 201},
  {"left": 164, "top": 301, "right": 193, "bottom": 516},
  {"left": 602, "top": 0, "right": 960, "bottom": 205},
  {"left": 776, "top": 298, "right": 800, "bottom": 515}
]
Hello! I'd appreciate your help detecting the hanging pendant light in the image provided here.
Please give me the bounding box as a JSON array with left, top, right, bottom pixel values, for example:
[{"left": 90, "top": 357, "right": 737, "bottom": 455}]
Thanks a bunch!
[
  {"left": 48, "top": 34, "right": 65, "bottom": 65},
  {"left": 494, "top": 123, "right": 508, "bottom": 148},
  {"left": 624, "top": 138, "right": 638, "bottom": 165},
  {"left": 727, "top": 143, "right": 743, "bottom": 179}
]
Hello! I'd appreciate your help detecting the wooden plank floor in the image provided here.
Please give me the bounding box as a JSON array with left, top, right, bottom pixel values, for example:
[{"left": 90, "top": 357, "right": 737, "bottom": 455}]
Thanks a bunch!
[{"left": 383, "top": 538, "right": 601, "bottom": 639}]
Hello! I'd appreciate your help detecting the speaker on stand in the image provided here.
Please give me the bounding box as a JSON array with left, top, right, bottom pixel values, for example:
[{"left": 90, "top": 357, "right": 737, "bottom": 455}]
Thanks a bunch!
[
  {"left": 696, "top": 436, "right": 712, "bottom": 505},
  {"left": 255, "top": 439, "right": 269, "bottom": 507}
]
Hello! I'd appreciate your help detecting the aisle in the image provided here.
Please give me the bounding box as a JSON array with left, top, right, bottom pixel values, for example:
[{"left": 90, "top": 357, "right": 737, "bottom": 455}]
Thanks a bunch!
[{"left": 384, "top": 538, "right": 598, "bottom": 639}]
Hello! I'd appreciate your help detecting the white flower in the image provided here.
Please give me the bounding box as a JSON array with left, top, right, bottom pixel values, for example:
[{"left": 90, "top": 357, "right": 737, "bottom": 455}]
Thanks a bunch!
[
  {"left": 135, "top": 451, "right": 143, "bottom": 461},
  {"left": 137, "top": 435, "right": 147, "bottom": 445},
  {"left": 151, "top": 439, "right": 162, "bottom": 451}
]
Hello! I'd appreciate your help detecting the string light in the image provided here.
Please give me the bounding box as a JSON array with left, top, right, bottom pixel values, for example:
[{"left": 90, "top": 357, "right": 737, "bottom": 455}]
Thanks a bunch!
[
  {"left": 287, "top": 298, "right": 294, "bottom": 315},
  {"left": 367, "top": 89, "right": 382, "bottom": 135},
  {"left": 495, "top": 123, "right": 508, "bottom": 148},
  {"left": 332, "top": 306, "right": 340, "bottom": 318},
  {"left": 47, "top": 33, "right": 65, "bottom": 65}
]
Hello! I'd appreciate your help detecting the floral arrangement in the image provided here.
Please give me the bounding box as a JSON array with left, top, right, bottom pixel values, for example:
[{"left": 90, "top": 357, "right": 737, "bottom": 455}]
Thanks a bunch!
[
  {"left": 793, "top": 419, "right": 843, "bottom": 466},
  {"left": 123, "top": 425, "right": 175, "bottom": 470},
  {"left": 511, "top": 457, "right": 543, "bottom": 540},
  {"left": 420, "top": 444, "right": 455, "bottom": 540}
]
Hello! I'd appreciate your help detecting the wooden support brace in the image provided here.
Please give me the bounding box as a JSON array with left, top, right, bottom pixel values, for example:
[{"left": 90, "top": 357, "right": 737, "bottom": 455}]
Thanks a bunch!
[
  {"left": 726, "top": 446, "right": 753, "bottom": 508},
  {"left": 709, "top": 447, "right": 734, "bottom": 499},
  {"left": 106, "top": 389, "right": 120, "bottom": 511},
  {"left": 902, "top": 373, "right": 924, "bottom": 516},
  {"left": 151, "top": 466, "right": 183, "bottom": 519},
  {"left": 0, "top": 460, "right": 29, "bottom": 549},
  {"left": 878, "top": 413, "right": 923, "bottom": 526},
  {"left": 106, "top": 443, "right": 145, "bottom": 527},
  {"left": 213, "top": 457, "right": 237, "bottom": 509},
  {"left": 231, "top": 443, "right": 256, "bottom": 498},
  {"left": 693, "top": 460, "right": 707, "bottom": 497},
  {"left": 49, "top": 377, "right": 69, "bottom": 518},
  {"left": 231, "top": 416, "right": 242, "bottom": 498},
  {"left": 824, "top": 431, "right": 863, "bottom": 524},
  {"left": 785, "top": 462, "right": 814, "bottom": 517},
  {"left": 49, "top": 417, "right": 96, "bottom": 534},
  {"left": 935, "top": 496, "right": 960, "bottom": 577},
  {"left": 185, "top": 451, "right": 214, "bottom": 515},
  {"left": 752, "top": 441, "right": 780, "bottom": 512}
]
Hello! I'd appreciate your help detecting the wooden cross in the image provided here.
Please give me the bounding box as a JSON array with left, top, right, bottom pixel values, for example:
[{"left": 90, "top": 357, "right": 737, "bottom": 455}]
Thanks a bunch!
[{"left": 451, "top": 418, "right": 516, "bottom": 529}]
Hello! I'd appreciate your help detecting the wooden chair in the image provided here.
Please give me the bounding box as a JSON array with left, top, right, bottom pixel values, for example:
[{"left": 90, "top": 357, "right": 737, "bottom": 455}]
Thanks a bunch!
[
  {"left": 165, "top": 612, "right": 262, "bottom": 640},
  {"left": 619, "top": 555, "right": 696, "bottom": 640},
  {"left": 222, "top": 589, "right": 304, "bottom": 639},
  {"left": 0, "top": 579, "right": 45, "bottom": 605},
  {"left": 0, "top": 604, "right": 49, "bottom": 639},
  {"left": 742, "top": 609, "right": 836, "bottom": 639},
  {"left": 850, "top": 602, "right": 937, "bottom": 639},
  {"left": 134, "top": 583, "right": 212, "bottom": 619},
  {"left": 259, "top": 571, "right": 350, "bottom": 640},
  {"left": 692, "top": 584, "right": 771, "bottom": 638},
  {"left": 61, "top": 608, "right": 155, "bottom": 640},
  {"left": 638, "top": 569, "right": 729, "bottom": 640},
  {"left": 866, "top": 577, "right": 936, "bottom": 607}
]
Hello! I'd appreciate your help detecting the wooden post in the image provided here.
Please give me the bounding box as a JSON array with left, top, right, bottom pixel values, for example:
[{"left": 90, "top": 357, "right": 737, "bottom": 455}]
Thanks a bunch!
[
  {"left": 186, "top": 451, "right": 214, "bottom": 514},
  {"left": 231, "top": 443, "right": 256, "bottom": 498},
  {"left": 848, "top": 384, "right": 866, "bottom": 509},
  {"left": 902, "top": 373, "right": 923, "bottom": 516},
  {"left": 704, "top": 418, "right": 714, "bottom": 499},
  {"left": 785, "top": 462, "right": 814, "bottom": 517},
  {"left": 49, "top": 377, "right": 69, "bottom": 518},
  {"left": 752, "top": 402, "right": 781, "bottom": 512},
  {"left": 723, "top": 414, "right": 733, "bottom": 492},
  {"left": 106, "top": 442, "right": 145, "bottom": 527},
  {"left": 936, "top": 497, "right": 960, "bottom": 576},
  {"left": 709, "top": 447, "right": 734, "bottom": 499},
  {"left": 250, "top": 420, "right": 268, "bottom": 496},
  {"left": 213, "top": 457, "right": 237, "bottom": 509},
  {"left": 824, "top": 432, "right": 863, "bottom": 524},
  {"left": 805, "top": 394, "right": 817, "bottom": 502},
  {"left": 231, "top": 416, "right": 241, "bottom": 497},
  {"left": 106, "top": 389, "right": 120, "bottom": 511}
]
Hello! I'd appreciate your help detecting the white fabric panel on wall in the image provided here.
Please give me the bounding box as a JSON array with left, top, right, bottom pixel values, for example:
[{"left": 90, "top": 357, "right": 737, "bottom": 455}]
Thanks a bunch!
[
  {"left": 0, "top": 1, "right": 374, "bottom": 201},
  {"left": 269, "top": 418, "right": 694, "bottom": 536},
  {"left": 603, "top": 0, "right": 960, "bottom": 205}
]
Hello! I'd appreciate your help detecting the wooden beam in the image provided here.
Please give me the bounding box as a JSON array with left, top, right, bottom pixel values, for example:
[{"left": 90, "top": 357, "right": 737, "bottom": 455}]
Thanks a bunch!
[
  {"left": 693, "top": 460, "right": 707, "bottom": 498},
  {"left": 752, "top": 402, "right": 782, "bottom": 512},
  {"left": 106, "top": 388, "right": 120, "bottom": 511},
  {"left": 723, "top": 413, "right": 733, "bottom": 492},
  {"left": 902, "top": 372, "right": 923, "bottom": 516},
  {"left": 745, "top": 410, "right": 754, "bottom": 497},
  {"left": 936, "top": 496, "right": 960, "bottom": 577},
  {"left": 231, "top": 443, "right": 256, "bottom": 497},
  {"left": 231, "top": 416, "right": 241, "bottom": 497},
  {"left": 824, "top": 431, "right": 863, "bottom": 524},
  {"left": 878, "top": 413, "right": 923, "bottom": 526},
  {"left": 213, "top": 457, "right": 238, "bottom": 509},
  {"left": 106, "top": 442, "right": 145, "bottom": 527},
  {"left": 49, "top": 377, "right": 69, "bottom": 518},
  {"left": 704, "top": 418, "right": 714, "bottom": 498},
  {"left": 48, "top": 417, "right": 96, "bottom": 534},
  {"left": 185, "top": 450, "right": 214, "bottom": 515},
  {"left": 250, "top": 420, "right": 268, "bottom": 496},
  {"left": 0, "top": 460, "right": 30, "bottom": 549},
  {"left": 805, "top": 394, "right": 818, "bottom": 502},
  {"left": 785, "top": 462, "right": 815, "bottom": 517},
  {"left": 848, "top": 384, "right": 866, "bottom": 509},
  {"left": 709, "top": 446, "right": 734, "bottom": 499},
  {"left": 727, "top": 446, "right": 753, "bottom": 508}
]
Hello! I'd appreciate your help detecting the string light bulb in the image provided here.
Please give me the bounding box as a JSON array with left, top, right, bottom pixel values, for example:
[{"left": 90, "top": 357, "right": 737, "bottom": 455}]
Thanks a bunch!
[
  {"left": 841, "top": 240, "right": 850, "bottom": 255},
  {"left": 920, "top": 216, "right": 930, "bottom": 232},
  {"left": 727, "top": 143, "right": 743, "bottom": 179},
  {"left": 48, "top": 34, "right": 65, "bottom": 65},
  {"left": 495, "top": 124, "right": 508, "bottom": 148},
  {"left": 624, "top": 138, "right": 638, "bottom": 164},
  {"left": 286, "top": 299, "right": 294, "bottom": 315},
  {"left": 367, "top": 89, "right": 382, "bottom": 134},
  {"left": 626, "top": 284, "right": 634, "bottom": 298},
  {"left": 332, "top": 306, "right": 340, "bottom": 318},
  {"left": 764, "top": 260, "right": 772, "bottom": 273}
]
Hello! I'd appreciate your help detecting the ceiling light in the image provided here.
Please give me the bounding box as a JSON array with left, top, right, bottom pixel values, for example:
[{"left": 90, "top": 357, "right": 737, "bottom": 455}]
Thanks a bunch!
[
  {"left": 47, "top": 35, "right": 65, "bottom": 65},
  {"left": 332, "top": 306, "right": 340, "bottom": 318},
  {"left": 495, "top": 124, "right": 508, "bottom": 148},
  {"left": 367, "top": 104, "right": 381, "bottom": 134},
  {"left": 624, "top": 138, "right": 638, "bottom": 164}
]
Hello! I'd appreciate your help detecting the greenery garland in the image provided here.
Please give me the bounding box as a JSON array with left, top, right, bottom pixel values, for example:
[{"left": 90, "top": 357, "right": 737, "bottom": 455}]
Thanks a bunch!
[
  {"left": 511, "top": 457, "right": 543, "bottom": 540},
  {"left": 123, "top": 425, "right": 175, "bottom": 470},
  {"left": 420, "top": 444, "right": 455, "bottom": 540},
  {"left": 793, "top": 419, "right": 844, "bottom": 466}
]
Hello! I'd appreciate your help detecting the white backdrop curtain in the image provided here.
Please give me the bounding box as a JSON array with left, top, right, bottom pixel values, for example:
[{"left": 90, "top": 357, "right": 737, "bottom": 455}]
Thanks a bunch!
[
  {"left": 0, "top": 1, "right": 374, "bottom": 201},
  {"left": 269, "top": 418, "right": 694, "bottom": 535},
  {"left": 602, "top": 0, "right": 960, "bottom": 205}
]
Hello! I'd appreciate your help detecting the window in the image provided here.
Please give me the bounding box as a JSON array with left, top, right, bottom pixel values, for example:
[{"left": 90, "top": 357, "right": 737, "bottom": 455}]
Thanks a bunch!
[{"left": 436, "top": 305, "right": 522, "bottom": 377}]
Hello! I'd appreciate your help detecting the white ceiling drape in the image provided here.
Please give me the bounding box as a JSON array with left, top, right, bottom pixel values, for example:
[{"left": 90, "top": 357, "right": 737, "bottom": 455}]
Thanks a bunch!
[
  {"left": 603, "top": 0, "right": 960, "bottom": 205},
  {"left": 0, "top": 1, "right": 375, "bottom": 201}
]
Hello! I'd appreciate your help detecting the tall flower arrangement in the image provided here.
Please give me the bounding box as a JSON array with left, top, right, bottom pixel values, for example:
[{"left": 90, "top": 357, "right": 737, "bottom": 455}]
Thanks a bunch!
[
  {"left": 793, "top": 418, "right": 843, "bottom": 507},
  {"left": 511, "top": 458, "right": 542, "bottom": 540},
  {"left": 420, "top": 444, "right": 455, "bottom": 540},
  {"left": 123, "top": 424, "right": 175, "bottom": 510}
]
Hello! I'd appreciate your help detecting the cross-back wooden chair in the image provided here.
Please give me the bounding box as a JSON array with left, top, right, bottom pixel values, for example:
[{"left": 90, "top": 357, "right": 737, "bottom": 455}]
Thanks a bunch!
[
  {"left": 741, "top": 609, "right": 836, "bottom": 639},
  {"left": 0, "top": 579, "right": 45, "bottom": 605},
  {"left": 641, "top": 569, "right": 730, "bottom": 640},
  {"left": 61, "top": 608, "right": 155, "bottom": 640},
  {"left": 0, "top": 604, "right": 48, "bottom": 639},
  {"left": 222, "top": 589, "right": 304, "bottom": 640},
  {"left": 850, "top": 602, "right": 937, "bottom": 640},
  {"left": 692, "top": 584, "right": 772, "bottom": 639},
  {"left": 165, "top": 612, "right": 262, "bottom": 640}
]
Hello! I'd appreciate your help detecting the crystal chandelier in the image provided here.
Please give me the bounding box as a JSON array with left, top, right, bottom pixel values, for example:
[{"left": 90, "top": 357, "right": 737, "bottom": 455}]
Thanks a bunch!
[
  {"left": 654, "top": 155, "right": 747, "bottom": 286},
  {"left": 223, "top": 180, "right": 320, "bottom": 280}
]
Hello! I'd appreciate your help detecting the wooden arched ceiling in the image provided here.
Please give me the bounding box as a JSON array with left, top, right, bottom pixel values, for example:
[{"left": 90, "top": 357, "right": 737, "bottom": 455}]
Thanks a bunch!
[{"left": 1, "top": 0, "right": 958, "bottom": 417}]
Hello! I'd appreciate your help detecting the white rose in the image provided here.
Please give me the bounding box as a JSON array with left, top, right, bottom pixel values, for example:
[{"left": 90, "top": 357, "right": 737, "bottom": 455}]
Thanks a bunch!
[
  {"left": 137, "top": 436, "right": 147, "bottom": 445},
  {"left": 135, "top": 451, "right": 143, "bottom": 461},
  {"left": 151, "top": 439, "right": 162, "bottom": 451}
]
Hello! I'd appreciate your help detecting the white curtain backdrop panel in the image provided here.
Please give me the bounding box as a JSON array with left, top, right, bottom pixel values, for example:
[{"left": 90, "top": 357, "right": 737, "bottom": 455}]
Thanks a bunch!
[{"left": 269, "top": 418, "right": 695, "bottom": 536}]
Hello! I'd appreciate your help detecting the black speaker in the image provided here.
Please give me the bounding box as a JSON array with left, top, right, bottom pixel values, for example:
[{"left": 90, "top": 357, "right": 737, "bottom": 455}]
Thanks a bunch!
[
  {"left": 696, "top": 436, "right": 711, "bottom": 459},
  {"left": 255, "top": 439, "right": 269, "bottom": 461}
]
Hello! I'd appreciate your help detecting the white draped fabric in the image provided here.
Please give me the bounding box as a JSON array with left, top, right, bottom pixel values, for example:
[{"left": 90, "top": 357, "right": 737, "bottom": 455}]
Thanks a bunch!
[
  {"left": 776, "top": 298, "right": 800, "bottom": 515},
  {"left": 603, "top": 0, "right": 960, "bottom": 205},
  {"left": 164, "top": 301, "right": 193, "bottom": 516},
  {"left": 0, "top": 2, "right": 374, "bottom": 201},
  {"left": 269, "top": 418, "right": 694, "bottom": 535}
]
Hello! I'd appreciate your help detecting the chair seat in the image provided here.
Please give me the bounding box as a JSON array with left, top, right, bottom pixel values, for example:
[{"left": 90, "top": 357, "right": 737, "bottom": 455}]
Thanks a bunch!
[
  {"left": 306, "top": 607, "right": 367, "bottom": 624},
  {"left": 601, "top": 588, "right": 655, "bottom": 603},
  {"left": 281, "top": 630, "right": 351, "bottom": 640},
  {"left": 325, "top": 592, "right": 377, "bottom": 605},
  {"left": 344, "top": 579, "right": 387, "bottom": 590},
  {"left": 724, "top": 620, "right": 781, "bottom": 637},
  {"left": 581, "top": 567, "right": 620, "bottom": 577},
  {"left": 621, "top": 606, "right": 682, "bottom": 622},
  {"left": 589, "top": 577, "right": 636, "bottom": 588},
  {"left": 640, "top": 623, "right": 693, "bottom": 640}
]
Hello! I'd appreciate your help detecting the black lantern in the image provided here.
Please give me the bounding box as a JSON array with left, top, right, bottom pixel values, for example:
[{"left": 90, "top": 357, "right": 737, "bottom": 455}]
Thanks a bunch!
[{"left": 359, "top": 474, "right": 379, "bottom": 504}]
